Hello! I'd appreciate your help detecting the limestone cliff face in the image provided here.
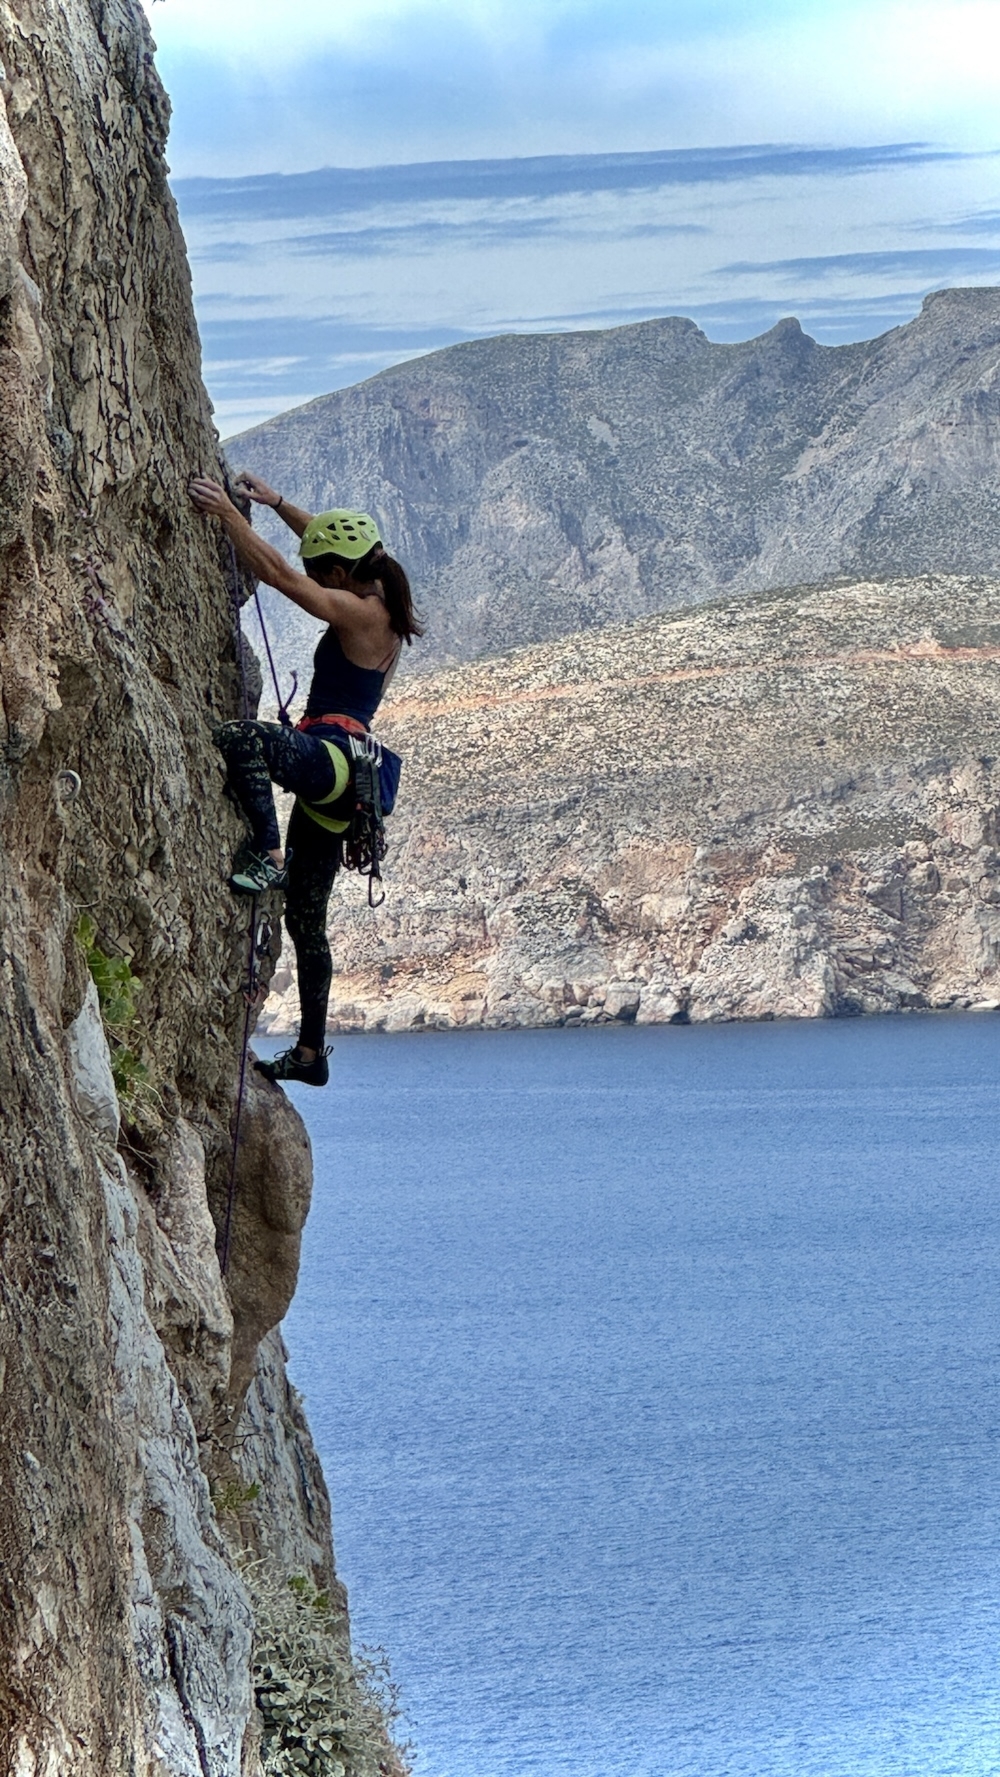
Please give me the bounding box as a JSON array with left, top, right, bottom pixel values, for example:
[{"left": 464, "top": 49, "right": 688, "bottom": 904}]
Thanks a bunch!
[
  {"left": 232, "top": 292, "right": 1000, "bottom": 671},
  {"left": 0, "top": 4, "right": 391, "bottom": 1773},
  {"left": 258, "top": 575, "right": 1000, "bottom": 1036}
]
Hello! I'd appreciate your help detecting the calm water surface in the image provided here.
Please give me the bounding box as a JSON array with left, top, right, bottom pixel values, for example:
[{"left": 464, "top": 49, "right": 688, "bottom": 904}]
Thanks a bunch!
[{"left": 274, "top": 1017, "right": 1000, "bottom": 1777}]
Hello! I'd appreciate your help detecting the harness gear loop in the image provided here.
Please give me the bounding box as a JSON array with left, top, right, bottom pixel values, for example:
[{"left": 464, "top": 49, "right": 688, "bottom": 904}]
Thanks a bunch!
[
  {"left": 344, "top": 735, "right": 387, "bottom": 907},
  {"left": 295, "top": 729, "right": 388, "bottom": 905}
]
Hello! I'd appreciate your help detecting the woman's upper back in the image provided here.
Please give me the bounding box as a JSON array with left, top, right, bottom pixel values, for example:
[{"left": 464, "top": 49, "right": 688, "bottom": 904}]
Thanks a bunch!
[{"left": 305, "top": 623, "right": 398, "bottom": 727}]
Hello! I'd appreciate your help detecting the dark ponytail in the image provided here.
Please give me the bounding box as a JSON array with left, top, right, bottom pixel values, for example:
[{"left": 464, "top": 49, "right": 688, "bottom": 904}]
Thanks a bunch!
[
  {"left": 304, "top": 543, "right": 425, "bottom": 645},
  {"left": 355, "top": 546, "right": 424, "bottom": 645}
]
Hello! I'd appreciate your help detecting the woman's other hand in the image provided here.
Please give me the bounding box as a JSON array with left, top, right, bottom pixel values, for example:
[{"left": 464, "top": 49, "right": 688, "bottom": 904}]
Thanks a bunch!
[
  {"left": 189, "top": 476, "right": 237, "bottom": 519},
  {"left": 233, "top": 470, "right": 280, "bottom": 507}
]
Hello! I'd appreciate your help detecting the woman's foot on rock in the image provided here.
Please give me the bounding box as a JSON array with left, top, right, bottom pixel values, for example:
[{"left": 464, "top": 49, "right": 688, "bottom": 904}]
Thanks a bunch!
[
  {"left": 230, "top": 851, "right": 288, "bottom": 895},
  {"left": 254, "top": 1045, "right": 331, "bottom": 1087}
]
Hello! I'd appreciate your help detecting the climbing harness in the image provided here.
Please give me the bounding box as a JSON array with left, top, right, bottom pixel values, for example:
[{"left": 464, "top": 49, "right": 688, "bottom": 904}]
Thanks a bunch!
[
  {"left": 296, "top": 739, "right": 352, "bottom": 832},
  {"left": 295, "top": 723, "right": 400, "bottom": 907}
]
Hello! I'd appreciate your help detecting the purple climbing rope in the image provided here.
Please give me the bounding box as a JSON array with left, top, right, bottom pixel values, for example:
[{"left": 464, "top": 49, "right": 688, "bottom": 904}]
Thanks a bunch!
[
  {"left": 226, "top": 533, "right": 297, "bottom": 727},
  {"left": 220, "top": 951, "right": 254, "bottom": 1276},
  {"left": 225, "top": 537, "right": 251, "bottom": 722},
  {"left": 219, "top": 514, "right": 288, "bottom": 1275},
  {"left": 251, "top": 580, "right": 298, "bottom": 728}
]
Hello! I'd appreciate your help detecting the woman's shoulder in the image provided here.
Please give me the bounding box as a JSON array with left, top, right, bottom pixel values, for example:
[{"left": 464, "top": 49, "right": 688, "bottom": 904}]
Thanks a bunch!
[{"left": 325, "top": 612, "right": 398, "bottom": 674}]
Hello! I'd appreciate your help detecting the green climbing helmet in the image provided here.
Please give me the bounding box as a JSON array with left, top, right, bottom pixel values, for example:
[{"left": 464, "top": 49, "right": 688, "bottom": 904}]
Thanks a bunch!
[{"left": 299, "top": 509, "right": 382, "bottom": 562}]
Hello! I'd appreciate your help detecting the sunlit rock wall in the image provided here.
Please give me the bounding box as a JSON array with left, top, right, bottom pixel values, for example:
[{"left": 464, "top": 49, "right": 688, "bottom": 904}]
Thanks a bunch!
[{"left": 0, "top": 4, "right": 390, "bottom": 1772}]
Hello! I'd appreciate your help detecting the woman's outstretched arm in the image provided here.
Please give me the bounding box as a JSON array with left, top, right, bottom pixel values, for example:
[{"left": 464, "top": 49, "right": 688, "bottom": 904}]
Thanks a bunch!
[
  {"left": 190, "top": 475, "right": 325, "bottom": 612},
  {"left": 232, "top": 470, "right": 313, "bottom": 539},
  {"left": 189, "top": 476, "right": 384, "bottom": 643}
]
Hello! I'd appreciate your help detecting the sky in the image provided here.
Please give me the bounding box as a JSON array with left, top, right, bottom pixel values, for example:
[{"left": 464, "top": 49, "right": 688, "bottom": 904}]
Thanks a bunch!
[{"left": 140, "top": 0, "right": 1000, "bottom": 434}]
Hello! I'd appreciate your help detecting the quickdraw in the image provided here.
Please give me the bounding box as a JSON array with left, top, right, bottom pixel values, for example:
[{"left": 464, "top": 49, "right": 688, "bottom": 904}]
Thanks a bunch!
[
  {"left": 342, "top": 736, "right": 387, "bottom": 908},
  {"left": 245, "top": 910, "right": 273, "bottom": 1008},
  {"left": 219, "top": 909, "right": 275, "bottom": 1280}
]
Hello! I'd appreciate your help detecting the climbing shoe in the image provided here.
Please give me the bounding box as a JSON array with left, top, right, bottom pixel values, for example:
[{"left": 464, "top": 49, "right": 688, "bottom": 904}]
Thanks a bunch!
[
  {"left": 230, "top": 852, "right": 288, "bottom": 895},
  {"left": 254, "top": 1045, "right": 331, "bottom": 1088}
]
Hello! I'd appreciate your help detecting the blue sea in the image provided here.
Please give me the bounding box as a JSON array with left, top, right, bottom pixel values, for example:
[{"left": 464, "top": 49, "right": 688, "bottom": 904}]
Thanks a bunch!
[{"left": 273, "top": 1017, "right": 1000, "bottom": 1777}]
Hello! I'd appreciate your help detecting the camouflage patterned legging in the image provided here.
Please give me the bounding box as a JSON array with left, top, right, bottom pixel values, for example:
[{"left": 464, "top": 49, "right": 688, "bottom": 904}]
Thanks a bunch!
[{"left": 214, "top": 721, "right": 342, "bottom": 1050}]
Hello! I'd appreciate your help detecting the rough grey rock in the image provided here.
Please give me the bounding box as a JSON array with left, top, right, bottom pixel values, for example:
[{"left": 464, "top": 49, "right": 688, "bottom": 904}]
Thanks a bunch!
[
  {"left": 232, "top": 290, "right": 1000, "bottom": 673},
  {"left": 66, "top": 978, "right": 121, "bottom": 1145},
  {"left": 0, "top": 2, "right": 399, "bottom": 1771},
  {"left": 603, "top": 983, "right": 641, "bottom": 1022},
  {"left": 104, "top": 1151, "right": 254, "bottom": 1777},
  {"left": 138, "top": 1118, "right": 235, "bottom": 1441},
  {"left": 216, "top": 1072, "right": 314, "bottom": 1409},
  {"left": 237, "top": 1330, "right": 349, "bottom": 1642}
]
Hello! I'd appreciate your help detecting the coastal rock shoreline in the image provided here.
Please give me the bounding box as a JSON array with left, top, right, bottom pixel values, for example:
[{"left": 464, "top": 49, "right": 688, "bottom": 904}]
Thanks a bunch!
[{"left": 257, "top": 575, "right": 1000, "bottom": 1038}]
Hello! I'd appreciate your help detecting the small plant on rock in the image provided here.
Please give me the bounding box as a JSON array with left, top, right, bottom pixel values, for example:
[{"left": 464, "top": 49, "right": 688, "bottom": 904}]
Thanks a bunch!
[
  {"left": 242, "top": 1561, "right": 410, "bottom": 1777},
  {"left": 76, "top": 914, "right": 156, "bottom": 1111},
  {"left": 211, "top": 1477, "right": 262, "bottom": 1516}
]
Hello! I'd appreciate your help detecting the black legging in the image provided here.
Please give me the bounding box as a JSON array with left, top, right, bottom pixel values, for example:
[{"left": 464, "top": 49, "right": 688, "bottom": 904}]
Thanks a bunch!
[{"left": 214, "top": 721, "right": 343, "bottom": 1050}]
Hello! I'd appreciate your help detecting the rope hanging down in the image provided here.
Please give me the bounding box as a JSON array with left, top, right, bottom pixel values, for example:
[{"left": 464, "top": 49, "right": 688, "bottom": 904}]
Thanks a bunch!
[
  {"left": 224, "top": 536, "right": 251, "bottom": 723},
  {"left": 219, "top": 908, "right": 272, "bottom": 1275},
  {"left": 219, "top": 510, "right": 289, "bottom": 1275},
  {"left": 227, "top": 535, "right": 298, "bottom": 727}
]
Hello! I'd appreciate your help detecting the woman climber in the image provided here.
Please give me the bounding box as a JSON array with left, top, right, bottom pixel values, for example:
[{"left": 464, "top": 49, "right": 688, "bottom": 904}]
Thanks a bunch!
[{"left": 189, "top": 471, "right": 423, "bottom": 1087}]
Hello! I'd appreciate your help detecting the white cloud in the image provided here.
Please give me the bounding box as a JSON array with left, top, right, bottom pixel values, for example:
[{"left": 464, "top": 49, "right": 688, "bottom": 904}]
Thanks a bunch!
[
  {"left": 180, "top": 138, "right": 1000, "bottom": 432},
  {"left": 143, "top": 0, "right": 1000, "bottom": 100},
  {"left": 733, "top": 2, "right": 1000, "bottom": 144},
  {"left": 142, "top": 0, "right": 578, "bottom": 63},
  {"left": 146, "top": 0, "right": 1000, "bottom": 178}
]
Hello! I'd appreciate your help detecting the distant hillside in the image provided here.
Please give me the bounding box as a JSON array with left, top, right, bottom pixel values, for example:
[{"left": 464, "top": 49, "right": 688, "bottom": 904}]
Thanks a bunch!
[
  {"left": 256, "top": 573, "right": 1000, "bottom": 1034},
  {"left": 230, "top": 289, "right": 1000, "bottom": 677}
]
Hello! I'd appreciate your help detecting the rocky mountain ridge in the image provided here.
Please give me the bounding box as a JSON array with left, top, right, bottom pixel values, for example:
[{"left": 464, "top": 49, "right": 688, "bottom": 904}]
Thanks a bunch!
[
  {"left": 232, "top": 289, "right": 1000, "bottom": 671},
  {"left": 257, "top": 572, "right": 1000, "bottom": 1037},
  {"left": 0, "top": 3, "right": 397, "bottom": 1772}
]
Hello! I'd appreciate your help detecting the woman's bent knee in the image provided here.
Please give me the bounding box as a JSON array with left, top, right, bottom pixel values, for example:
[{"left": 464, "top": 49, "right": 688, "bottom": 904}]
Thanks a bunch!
[{"left": 212, "top": 719, "right": 255, "bottom": 757}]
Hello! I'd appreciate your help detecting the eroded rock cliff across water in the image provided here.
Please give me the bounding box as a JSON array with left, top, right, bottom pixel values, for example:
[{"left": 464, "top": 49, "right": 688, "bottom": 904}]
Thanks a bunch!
[
  {"left": 233, "top": 289, "right": 1000, "bottom": 670},
  {"left": 0, "top": 3, "right": 397, "bottom": 1772},
  {"left": 258, "top": 573, "right": 1000, "bottom": 1035}
]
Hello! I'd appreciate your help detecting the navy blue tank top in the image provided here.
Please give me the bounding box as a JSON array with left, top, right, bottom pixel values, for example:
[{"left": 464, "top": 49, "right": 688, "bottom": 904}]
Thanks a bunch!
[{"left": 304, "top": 626, "right": 392, "bottom": 727}]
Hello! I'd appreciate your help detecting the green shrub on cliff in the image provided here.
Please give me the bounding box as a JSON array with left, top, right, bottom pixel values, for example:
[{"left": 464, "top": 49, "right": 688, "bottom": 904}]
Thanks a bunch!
[
  {"left": 244, "top": 1562, "right": 409, "bottom": 1777},
  {"left": 75, "top": 915, "right": 153, "bottom": 1108}
]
